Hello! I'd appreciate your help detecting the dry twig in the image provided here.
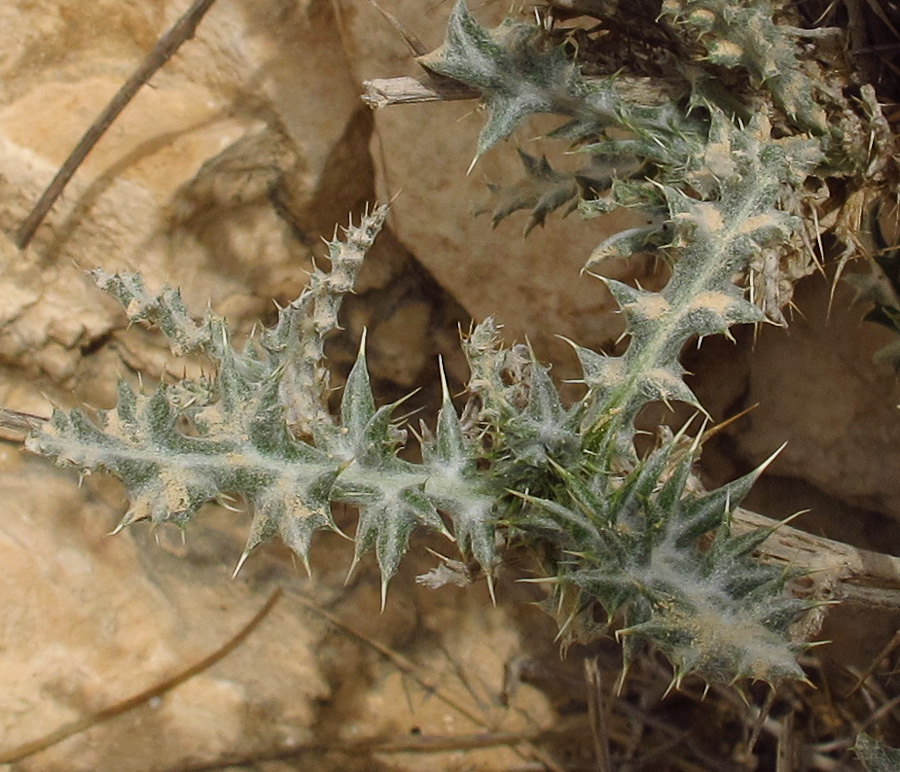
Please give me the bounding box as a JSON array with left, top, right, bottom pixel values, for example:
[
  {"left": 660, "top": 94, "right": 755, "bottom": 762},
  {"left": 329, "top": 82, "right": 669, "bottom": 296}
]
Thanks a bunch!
[
  {"left": 361, "top": 74, "right": 676, "bottom": 109},
  {"left": 361, "top": 75, "right": 480, "bottom": 109},
  {"left": 292, "top": 592, "right": 566, "bottom": 772},
  {"left": 157, "top": 728, "right": 574, "bottom": 772},
  {"left": 585, "top": 657, "right": 613, "bottom": 772},
  {"left": 13, "top": 0, "right": 220, "bottom": 250},
  {"left": 0, "top": 587, "right": 283, "bottom": 764},
  {"left": 733, "top": 508, "right": 900, "bottom": 610}
]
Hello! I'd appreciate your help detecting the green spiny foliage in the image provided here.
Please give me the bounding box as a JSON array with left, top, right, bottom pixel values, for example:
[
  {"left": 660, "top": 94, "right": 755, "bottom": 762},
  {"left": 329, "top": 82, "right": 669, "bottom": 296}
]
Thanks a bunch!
[
  {"left": 407, "top": 3, "right": 836, "bottom": 686},
  {"left": 418, "top": 0, "right": 699, "bottom": 166},
  {"left": 519, "top": 435, "right": 808, "bottom": 686},
  {"left": 577, "top": 115, "right": 820, "bottom": 446},
  {"left": 25, "top": 184, "right": 812, "bottom": 683},
  {"left": 24, "top": 0, "right": 863, "bottom": 692},
  {"left": 658, "top": 0, "right": 827, "bottom": 134},
  {"left": 420, "top": 363, "right": 501, "bottom": 587},
  {"left": 27, "top": 208, "right": 495, "bottom": 604},
  {"left": 483, "top": 150, "right": 579, "bottom": 234}
]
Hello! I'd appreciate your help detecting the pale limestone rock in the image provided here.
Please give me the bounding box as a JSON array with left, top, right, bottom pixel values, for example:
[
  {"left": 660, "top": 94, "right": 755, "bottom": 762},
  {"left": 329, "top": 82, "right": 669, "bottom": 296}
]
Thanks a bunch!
[
  {"left": 0, "top": 0, "right": 361, "bottom": 317},
  {"left": 690, "top": 270, "right": 900, "bottom": 530},
  {"left": 0, "top": 234, "right": 119, "bottom": 384},
  {"left": 730, "top": 274, "right": 900, "bottom": 520},
  {"left": 0, "top": 457, "right": 329, "bottom": 772}
]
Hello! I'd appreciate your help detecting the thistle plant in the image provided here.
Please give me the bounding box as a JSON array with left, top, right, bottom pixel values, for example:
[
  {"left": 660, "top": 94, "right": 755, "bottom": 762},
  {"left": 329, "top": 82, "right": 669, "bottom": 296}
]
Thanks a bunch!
[{"left": 18, "top": 0, "right": 900, "bottom": 702}]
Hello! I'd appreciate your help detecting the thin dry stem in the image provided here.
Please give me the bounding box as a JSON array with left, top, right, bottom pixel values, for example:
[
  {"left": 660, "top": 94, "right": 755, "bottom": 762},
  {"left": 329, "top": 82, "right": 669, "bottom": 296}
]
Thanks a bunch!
[
  {"left": 732, "top": 507, "right": 900, "bottom": 609},
  {"left": 362, "top": 75, "right": 480, "bottom": 109},
  {"left": 13, "top": 0, "right": 220, "bottom": 250},
  {"left": 0, "top": 587, "right": 282, "bottom": 765},
  {"left": 847, "top": 628, "right": 900, "bottom": 696},
  {"left": 585, "top": 657, "right": 613, "bottom": 772}
]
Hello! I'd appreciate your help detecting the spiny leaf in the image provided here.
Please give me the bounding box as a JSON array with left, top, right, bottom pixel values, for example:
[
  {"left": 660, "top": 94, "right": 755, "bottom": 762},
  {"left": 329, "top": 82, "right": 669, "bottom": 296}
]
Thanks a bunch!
[
  {"left": 486, "top": 150, "right": 580, "bottom": 233},
  {"left": 501, "top": 353, "right": 583, "bottom": 477},
  {"left": 90, "top": 271, "right": 210, "bottom": 356},
  {"left": 322, "top": 339, "right": 450, "bottom": 589},
  {"left": 660, "top": 0, "right": 827, "bottom": 133},
  {"left": 461, "top": 317, "right": 531, "bottom": 429},
  {"left": 418, "top": 0, "right": 698, "bottom": 165},
  {"left": 28, "top": 208, "right": 393, "bottom": 574},
  {"left": 272, "top": 204, "right": 389, "bottom": 435},
  {"left": 421, "top": 364, "right": 500, "bottom": 573},
  {"left": 346, "top": 470, "right": 446, "bottom": 600},
  {"left": 419, "top": 0, "right": 584, "bottom": 162},
  {"left": 854, "top": 734, "right": 900, "bottom": 772},
  {"left": 522, "top": 443, "right": 809, "bottom": 685},
  {"left": 585, "top": 224, "right": 670, "bottom": 270},
  {"left": 574, "top": 115, "right": 813, "bottom": 449}
]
